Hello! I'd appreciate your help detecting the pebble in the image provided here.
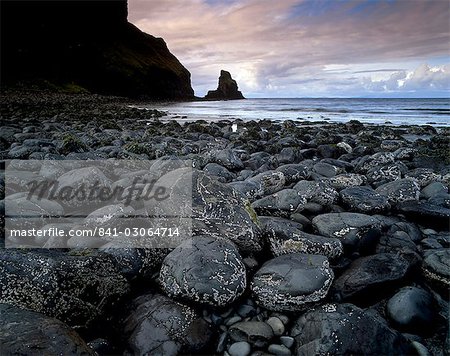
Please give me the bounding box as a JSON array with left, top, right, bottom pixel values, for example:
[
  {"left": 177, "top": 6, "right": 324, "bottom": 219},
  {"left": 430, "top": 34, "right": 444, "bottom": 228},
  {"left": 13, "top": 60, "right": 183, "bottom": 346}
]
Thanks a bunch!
[
  {"left": 228, "top": 341, "right": 251, "bottom": 356},
  {"left": 268, "top": 344, "right": 292, "bottom": 356},
  {"left": 217, "top": 332, "right": 229, "bottom": 353},
  {"left": 266, "top": 316, "right": 285, "bottom": 336},
  {"left": 237, "top": 304, "right": 257, "bottom": 318},
  {"left": 386, "top": 286, "right": 436, "bottom": 334},
  {"left": 279, "top": 336, "right": 295, "bottom": 349},
  {"left": 226, "top": 316, "right": 243, "bottom": 326}
]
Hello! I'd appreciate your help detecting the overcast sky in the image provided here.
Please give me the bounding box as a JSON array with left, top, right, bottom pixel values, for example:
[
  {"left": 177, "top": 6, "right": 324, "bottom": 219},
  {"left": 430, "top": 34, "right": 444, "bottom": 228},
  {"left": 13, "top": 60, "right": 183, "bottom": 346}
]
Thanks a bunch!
[{"left": 129, "top": 0, "right": 450, "bottom": 98}]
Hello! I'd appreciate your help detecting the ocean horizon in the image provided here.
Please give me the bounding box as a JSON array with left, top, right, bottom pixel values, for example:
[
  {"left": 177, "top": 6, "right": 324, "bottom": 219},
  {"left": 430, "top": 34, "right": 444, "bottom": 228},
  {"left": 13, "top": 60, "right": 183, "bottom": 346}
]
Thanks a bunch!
[{"left": 141, "top": 97, "right": 450, "bottom": 127}]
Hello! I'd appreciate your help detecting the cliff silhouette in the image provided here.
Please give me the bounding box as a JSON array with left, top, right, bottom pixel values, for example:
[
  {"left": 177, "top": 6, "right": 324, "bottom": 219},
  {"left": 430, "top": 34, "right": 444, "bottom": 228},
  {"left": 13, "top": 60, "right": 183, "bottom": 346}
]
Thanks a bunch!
[{"left": 0, "top": 0, "right": 194, "bottom": 99}]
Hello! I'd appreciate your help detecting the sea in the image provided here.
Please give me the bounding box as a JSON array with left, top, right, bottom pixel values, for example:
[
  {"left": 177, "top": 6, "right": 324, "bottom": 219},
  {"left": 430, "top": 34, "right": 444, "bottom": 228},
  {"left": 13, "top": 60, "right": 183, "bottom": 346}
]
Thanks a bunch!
[{"left": 139, "top": 98, "right": 450, "bottom": 127}]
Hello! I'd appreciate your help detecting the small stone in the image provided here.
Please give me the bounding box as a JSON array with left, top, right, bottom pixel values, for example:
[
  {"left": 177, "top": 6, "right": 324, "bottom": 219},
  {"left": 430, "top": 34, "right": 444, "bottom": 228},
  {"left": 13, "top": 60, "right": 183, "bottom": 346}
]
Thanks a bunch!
[
  {"left": 211, "top": 313, "right": 224, "bottom": 326},
  {"left": 226, "top": 316, "right": 243, "bottom": 326},
  {"left": 217, "top": 332, "right": 229, "bottom": 353},
  {"left": 279, "top": 336, "right": 295, "bottom": 349},
  {"left": 221, "top": 308, "right": 234, "bottom": 318},
  {"left": 272, "top": 313, "right": 289, "bottom": 325},
  {"left": 411, "top": 341, "right": 432, "bottom": 356},
  {"left": 228, "top": 341, "right": 251, "bottom": 356},
  {"left": 251, "top": 254, "right": 334, "bottom": 312},
  {"left": 243, "top": 257, "right": 259, "bottom": 272},
  {"left": 159, "top": 235, "right": 247, "bottom": 307},
  {"left": 420, "top": 238, "right": 443, "bottom": 250},
  {"left": 229, "top": 321, "right": 274, "bottom": 348},
  {"left": 87, "top": 338, "right": 110, "bottom": 354},
  {"left": 266, "top": 317, "right": 285, "bottom": 336},
  {"left": 421, "top": 182, "right": 448, "bottom": 199},
  {"left": 422, "top": 249, "right": 450, "bottom": 294},
  {"left": 386, "top": 286, "right": 436, "bottom": 335},
  {"left": 237, "top": 304, "right": 257, "bottom": 318},
  {"left": 268, "top": 344, "right": 292, "bottom": 356}
]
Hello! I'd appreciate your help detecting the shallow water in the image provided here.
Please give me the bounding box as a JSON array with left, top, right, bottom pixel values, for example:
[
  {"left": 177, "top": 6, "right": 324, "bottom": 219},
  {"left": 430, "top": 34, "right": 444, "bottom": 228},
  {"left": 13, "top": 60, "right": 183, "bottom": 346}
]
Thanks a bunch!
[{"left": 137, "top": 98, "right": 450, "bottom": 127}]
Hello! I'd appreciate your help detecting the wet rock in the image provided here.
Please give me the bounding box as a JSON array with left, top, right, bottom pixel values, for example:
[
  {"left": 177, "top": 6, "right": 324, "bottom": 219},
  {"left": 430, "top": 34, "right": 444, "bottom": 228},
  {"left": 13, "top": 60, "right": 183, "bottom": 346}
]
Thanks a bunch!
[
  {"left": 229, "top": 321, "right": 274, "bottom": 348},
  {"left": 275, "top": 163, "right": 310, "bottom": 184},
  {"left": 83, "top": 204, "right": 134, "bottom": 230},
  {"left": 277, "top": 147, "right": 300, "bottom": 164},
  {"left": 251, "top": 254, "right": 334, "bottom": 312},
  {"left": 397, "top": 201, "right": 450, "bottom": 231},
  {"left": 317, "top": 144, "right": 338, "bottom": 158},
  {"left": 217, "top": 332, "right": 228, "bottom": 353},
  {"left": 293, "top": 180, "right": 338, "bottom": 207},
  {"left": 340, "top": 186, "right": 390, "bottom": 213},
  {"left": 208, "top": 148, "right": 244, "bottom": 171},
  {"left": 252, "top": 189, "right": 306, "bottom": 216},
  {"left": 312, "top": 212, "right": 384, "bottom": 249},
  {"left": 87, "top": 338, "right": 111, "bottom": 354},
  {"left": 204, "top": 162, "right": 236, "bottom": 182},
  {"left": 376, "top": 231, "right": 418, "bottom": 254},
  {"left": 328, "top": 173, "right": 366, "bottom": 190},
  {"left": 8, "top": 144, "right": 40, "bottom": 158},
  {"left": 421, "top": 181, "right": 448, "bottom": 199},
  {"left": 259, "top": 216, "right": 343, "bottom": 259},
  {"left": 380, "top": 139, "right": 404, "bottom": 151},
  {"left": 355, "top": 152, "right": 395, "bottom": 173},
  {"left": 123, "top": 293, "right": 212, "bottom": 356},
  {"left": 0, "top": 126, "right": 21, "bottom": 144},
  {"left": 266, "top": 316, "right": 285, "bottom": 336},
  {"left": 55, "top": 166, "right": 112, "bottom": 208},
  {"left": 420, "top": 237, "right": 443, "bottom": 250},
  {"left": 0, "top": 249, "right": 129, "bottom": 327},
  {"left": 159, "top": 235, "right": 246, "bottom": 307},
  {"left": 313, "top": 162, "right": 342, "bottom": 178},
  {"left": 278, "top": 338, "right": 294, "bottom": 351},
  {"left": 422, "top": 249, "right": 450, "bottom": 294},
  {"left": 246, "top": 170, "right": 286, "bottom": 198},
  {"left": 228, "top": 180, "right": 261, "bottom": 199},
  {"left": 366, "top": 162, "right": 406, "bottom": 185},
  {"left": 394, "top": 146, "right": 416, "bottom": 161},
  {"left": 237, "top": 304, "right": 257, "bottom": 318},
  {"left": 321, "top": 158, "right": 354, "bottom": 171},
  {"left": 411, "top": 341, "right": 432, "bottom": 356},
  {"left": 405, "top": 168, "right": 441, "bottom": 187},
  {"left": 268, "top": 344, "right": 292, "bottom": 356},
  {"left": 228, "top": 341, "right": 251, "bottom": 356},
  {"left": 388, "top": 221, "right": 422, "bottom": 242},
  {"left": 386, "top": 286, "right": 437, "bottom": 335},
  {"left": 0, "top": 303, "right": 94, "bottom": 355},
  {"left": 5, "top": 195, "right": 64, "bottom": 236},
  {"left": 101, "top": 245, "right": 168, "bottom": 280},
  {"left": 291, "top": 303, "right": 412, "bottom": 355},
  {"left": 331, "top": 253, "right": 411, "bottom": 302},
  {"left": 376, "top": 178, "right": 420, "bottom": 205},
  {"left": 428, "top": 193, "right": 450, "bottom": 208},
  {"left": 337, "top": 141, "right": 352, "bottom": 153},
  {"left": 178, "top": 170, "right": 263, "bottom": 253},
  {"left": 226, "top": 315, "right": 243, "bottom": 327}
]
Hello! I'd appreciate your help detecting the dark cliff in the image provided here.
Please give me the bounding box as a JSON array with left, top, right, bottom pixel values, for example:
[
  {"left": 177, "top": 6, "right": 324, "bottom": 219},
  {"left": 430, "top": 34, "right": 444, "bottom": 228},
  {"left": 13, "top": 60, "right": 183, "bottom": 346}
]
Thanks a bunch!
[
  {"left": 205, "top": 70, "right": 245, "bottom": 100},
  {"left": 0, "top": 0, "right": 194, "bottom": 99}
]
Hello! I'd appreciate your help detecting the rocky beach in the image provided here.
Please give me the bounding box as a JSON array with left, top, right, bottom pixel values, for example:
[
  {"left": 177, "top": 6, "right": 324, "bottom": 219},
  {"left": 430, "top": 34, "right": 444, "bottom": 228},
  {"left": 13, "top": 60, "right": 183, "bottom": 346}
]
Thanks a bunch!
[{"left": 1, "top": 91, "right": 449, "bottom": 355}]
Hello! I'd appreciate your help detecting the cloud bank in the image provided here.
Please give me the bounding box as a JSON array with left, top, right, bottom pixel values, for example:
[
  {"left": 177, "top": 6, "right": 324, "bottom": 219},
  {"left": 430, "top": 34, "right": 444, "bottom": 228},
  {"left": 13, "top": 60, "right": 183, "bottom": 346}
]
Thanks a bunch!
[{"left": 129, "top": 0, "right": 450, "bottom": 97}]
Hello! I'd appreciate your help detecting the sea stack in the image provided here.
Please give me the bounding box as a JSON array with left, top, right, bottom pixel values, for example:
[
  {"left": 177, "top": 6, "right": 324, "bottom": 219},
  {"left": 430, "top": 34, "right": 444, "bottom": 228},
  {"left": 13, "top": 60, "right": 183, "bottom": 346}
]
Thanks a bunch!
[{"left": 205, "top": 70, "right": 245, "bottom": 100}]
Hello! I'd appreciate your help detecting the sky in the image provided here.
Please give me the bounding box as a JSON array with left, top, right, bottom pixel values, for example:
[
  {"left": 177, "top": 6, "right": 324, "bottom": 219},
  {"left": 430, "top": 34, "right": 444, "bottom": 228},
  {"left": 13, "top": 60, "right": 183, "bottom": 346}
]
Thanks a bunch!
[{"left": 128, "top": 0, "right": 450, "bottom": 98}]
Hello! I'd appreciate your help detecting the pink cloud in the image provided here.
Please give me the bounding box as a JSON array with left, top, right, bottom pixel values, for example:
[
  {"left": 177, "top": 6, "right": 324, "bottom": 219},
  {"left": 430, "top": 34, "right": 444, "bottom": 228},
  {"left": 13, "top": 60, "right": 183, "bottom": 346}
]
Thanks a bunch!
[{"left": 128, "top": 0, "right": 450, "bottom": 96}]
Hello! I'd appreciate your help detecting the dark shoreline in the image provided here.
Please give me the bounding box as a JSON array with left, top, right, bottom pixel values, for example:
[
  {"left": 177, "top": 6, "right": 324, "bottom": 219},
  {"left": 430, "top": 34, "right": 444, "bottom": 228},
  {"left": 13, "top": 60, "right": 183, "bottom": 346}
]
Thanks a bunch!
[{"left": 1, "top": 90, "right": 449, "bottom": 355}]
